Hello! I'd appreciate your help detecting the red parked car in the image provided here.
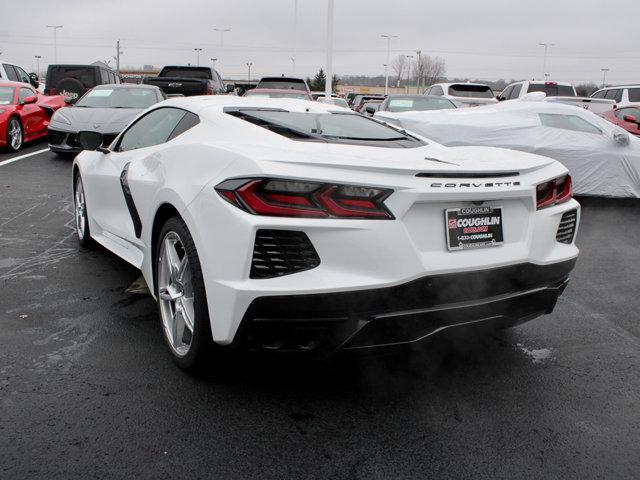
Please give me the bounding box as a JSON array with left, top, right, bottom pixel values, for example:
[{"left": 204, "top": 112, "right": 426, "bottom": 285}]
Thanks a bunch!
[
  {"left": 0, "top": 81, "right": 65, "bottom": 152},
  {"left": 602, "top": 104, "right": 640, "bottom": 136}
]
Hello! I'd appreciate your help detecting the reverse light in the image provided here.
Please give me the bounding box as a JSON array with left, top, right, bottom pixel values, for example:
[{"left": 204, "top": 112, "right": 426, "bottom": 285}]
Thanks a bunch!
[
  {"left": 536, "top": 175, "right": 572, "bottom": 210},
  {"left": 215, "top": 178, "right": 394, "bottom": 219}
]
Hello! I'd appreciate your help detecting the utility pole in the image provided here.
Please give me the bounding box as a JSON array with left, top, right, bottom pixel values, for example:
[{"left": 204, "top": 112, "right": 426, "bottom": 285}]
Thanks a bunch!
[
  {"left": 292, "top": 0, "right": 298, "bottom": 75},
  {"left": 34, "top": 55, "right": 42, "bottom": 78},
  {"left": 194, "top": 48, "right": 203, "bottom": 67},
  {"left": 116, "top": 39, "right": 123, "bottom": 73},
  {"left": 46, "top": 25, "right": 63, "bottom": 63},
  {"left": 246, "top": 62, "right": 253, "bottom": 81},
  {"left": 381, "top": 34, "right": 398, "bottom": 95},
  {"left": 539, "top": 42, "right": 555, "bottom": 80},
  {"left": 325, "top": 0, "right": 334, "bottom": 99},
  {"left": 601, "top": 68, "right": 610, "bottom": 88}
]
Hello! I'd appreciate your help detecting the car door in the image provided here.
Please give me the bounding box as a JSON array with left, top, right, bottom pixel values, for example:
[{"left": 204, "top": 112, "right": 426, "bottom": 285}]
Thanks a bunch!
[
  {"left": 17, "top": 87, "right": 45, "bottom": 138},
  {"left": 83, "top": 107, "right": 189, "bottom": 245}
]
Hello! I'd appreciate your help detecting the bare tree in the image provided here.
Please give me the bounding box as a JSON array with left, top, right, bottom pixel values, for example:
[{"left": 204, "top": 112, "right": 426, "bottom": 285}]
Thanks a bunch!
[
  {"left": 391, "top": 55, "right": 408, "bottom": 87},
  {"left": 413, "top": 54, "right": 447, "bottom": 92}
]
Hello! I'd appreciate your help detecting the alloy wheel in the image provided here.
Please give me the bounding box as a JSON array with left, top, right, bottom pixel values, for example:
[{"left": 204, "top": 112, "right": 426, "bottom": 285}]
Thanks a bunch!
[
  {"left": 158, "top": 231, "right": 195, "bottom": 357},
  {"left": 74, "top": 177, "right": 87, "bottom": 239},
  {"left": 8, "top": 119, "right": 22, "bottom": 151}
]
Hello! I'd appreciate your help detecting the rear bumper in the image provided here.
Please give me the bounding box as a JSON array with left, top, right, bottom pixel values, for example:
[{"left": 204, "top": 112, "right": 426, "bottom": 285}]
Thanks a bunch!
[{"left": 233, "top": 259, "right": 576, "bottom": 355}]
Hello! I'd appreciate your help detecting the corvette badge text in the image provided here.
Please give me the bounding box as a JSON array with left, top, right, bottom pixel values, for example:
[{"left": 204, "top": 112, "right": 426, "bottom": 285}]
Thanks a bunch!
[{"left": 430, "top": 181, "right": 521, "bottom": 188}]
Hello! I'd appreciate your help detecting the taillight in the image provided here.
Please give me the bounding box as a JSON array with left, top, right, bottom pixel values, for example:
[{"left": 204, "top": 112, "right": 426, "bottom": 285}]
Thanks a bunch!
[
  {"left": 536, "top": 175, "right": 572, "bottom": 210},
  {"left": 215, "top": 178, "right": 394, "bottom": 219}
]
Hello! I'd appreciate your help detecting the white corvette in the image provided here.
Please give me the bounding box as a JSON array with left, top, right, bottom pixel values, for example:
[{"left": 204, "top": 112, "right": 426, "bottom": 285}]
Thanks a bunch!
[{"left": 72, "top": 96, "right": 580, "bottom": 369}]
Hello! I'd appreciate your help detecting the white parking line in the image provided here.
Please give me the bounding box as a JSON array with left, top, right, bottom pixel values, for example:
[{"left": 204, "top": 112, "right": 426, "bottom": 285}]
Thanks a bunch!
[{"left": 0, "top": 148, "right": 50, "bottom": 167}]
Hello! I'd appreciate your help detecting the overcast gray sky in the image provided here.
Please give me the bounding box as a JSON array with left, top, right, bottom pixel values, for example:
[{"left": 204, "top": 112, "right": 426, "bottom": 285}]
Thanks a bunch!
[{"left": 1, "top": 0, "right": 638, "bottom": 85}]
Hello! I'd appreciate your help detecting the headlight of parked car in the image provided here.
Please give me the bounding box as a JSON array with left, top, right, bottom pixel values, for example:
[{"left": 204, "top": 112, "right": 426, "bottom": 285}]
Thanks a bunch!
[{"left": 51, "top": 110, "right": 72, "bottom": 125}]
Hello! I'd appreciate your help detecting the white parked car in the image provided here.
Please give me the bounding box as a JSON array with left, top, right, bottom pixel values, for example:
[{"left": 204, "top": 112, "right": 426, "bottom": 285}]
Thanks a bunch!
[
  {"left": 590, "top": 85, "right": 640, "bottom": 107},
  {"left": 0, "top": 61, "right": 39, "bottom": 89},
  {"left": 499, "top": 81, "right": 614, "bottom": 114},
  {"left": 72, "top": 96, "right": 579, "bottom": 369},
  {"left": 424, "top": 83, "right": 498, "bottom": 108}
]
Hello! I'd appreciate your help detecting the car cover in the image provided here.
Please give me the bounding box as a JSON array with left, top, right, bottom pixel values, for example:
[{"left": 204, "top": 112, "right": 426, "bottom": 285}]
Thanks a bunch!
[{"left": 384, "top": 98, "right": 640, "bottom": 198}]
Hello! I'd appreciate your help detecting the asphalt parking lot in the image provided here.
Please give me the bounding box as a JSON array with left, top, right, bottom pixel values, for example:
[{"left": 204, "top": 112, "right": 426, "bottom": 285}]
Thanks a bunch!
[{"left": 1, "top": 143, "right": 639, "bottom": 479}]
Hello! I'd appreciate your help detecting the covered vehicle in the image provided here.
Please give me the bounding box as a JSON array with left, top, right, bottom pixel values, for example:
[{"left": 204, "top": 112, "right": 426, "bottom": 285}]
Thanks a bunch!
[
  {"left": 244, "top": 88, "right": 312, "bottom": 100},
  {"left": 382, "top": 99, "right": 640, "bottom": 198},
  {"left": 0, "top": 81, "right": 65, "bottom": 152},
  {"left": 48, "top": 84, "right": 165, "bottom": 155},
  {"left": 72, "top": 96, "right": 579, "bottom": 370}
]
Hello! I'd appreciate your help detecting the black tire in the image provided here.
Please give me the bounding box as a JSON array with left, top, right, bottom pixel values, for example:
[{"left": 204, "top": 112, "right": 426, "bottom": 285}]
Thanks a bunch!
[
  {"left": 55, "top": 78, "right": 85, "bottom": 104},
  {"left": 6, "top": 117, "right": 23, "bottom": 152},
  {"left": 73, "top": 174, "right": 95, "bottom": 249},
  {"left": 156, "top": 216, "right": 214, "bottom": 370}
]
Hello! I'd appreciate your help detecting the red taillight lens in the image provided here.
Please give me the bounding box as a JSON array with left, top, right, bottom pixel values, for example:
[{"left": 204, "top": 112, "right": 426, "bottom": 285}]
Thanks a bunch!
[
  {"left": 536, "top": 175, "right": 572, "bottom": 210},
  {"left": 215, "top": 178, "right": 394, "bottom": 219}
]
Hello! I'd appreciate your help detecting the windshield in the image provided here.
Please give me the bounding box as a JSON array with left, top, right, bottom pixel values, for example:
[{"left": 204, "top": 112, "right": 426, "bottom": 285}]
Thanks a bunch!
[
  {"left": 0, "top": 86, "right": 15, "bottom": 105},
  {"left": 448, "top": 85, "right": 494, "bottom": 98},
  {"left": 76, "top": 87, "right": 158, "bottom": 108},
  {"left": 227, "top": 109, "right": 424, "bottom": 147},
  {"left": 387, "top": 97, "right": 456, "bottom": 112},
  {"left": 245, "top": 91, "right": 309, "bottom": 100},
  {"left": 527, "top": 83, "right": 575, "bottom": 97}
]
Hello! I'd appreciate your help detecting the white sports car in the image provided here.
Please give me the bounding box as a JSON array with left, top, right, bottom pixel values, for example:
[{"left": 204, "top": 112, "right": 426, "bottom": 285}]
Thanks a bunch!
[{"left": 72, "top": 96, "right": 580, "bottom": 370}]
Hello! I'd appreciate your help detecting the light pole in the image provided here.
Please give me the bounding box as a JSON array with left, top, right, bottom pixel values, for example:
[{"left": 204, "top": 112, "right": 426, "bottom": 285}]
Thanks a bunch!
[
  {"left": 601, "top": 68, "right": 610, "bottom": 88},
  {"left": 246, "top": 62, "right": 253, "bottom": 81},
  {"left": 404, "top": 55, "right": 413, "bottom": 92},
  {"left": 210, "top": 57, "right": 217, "bottom": 70},
  {"left": 214, "top": 28, "right": 231, "bottom": 47},
  {"left": 46, "top": 25, "right": 63, "bottom": 63},
  {"left": 539, "top": 42, "right": 555, "bottom": 80},
  {"left": 292, "top": 0, "right": 298, "bottom": 74},
  {"left": 381, "top": 34, "right": 398, "bottom": 95},
  {"left": 415, "top": 49, "right": 422, "bottom": 94},
  {"left": 194, "top": 48, "right": 203, "bottom": 67},
  {"left": 324, "top": 0, "right": 334, "bottom": 99},
  {"left": 34, "top": 55, "right": 42, "bottom": 78}
]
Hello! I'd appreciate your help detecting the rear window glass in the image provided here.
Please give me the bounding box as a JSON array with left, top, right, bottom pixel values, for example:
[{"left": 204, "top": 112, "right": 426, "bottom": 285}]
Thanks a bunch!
[
  {"left": 527, "top": 83, "right": 575, "bottom": 97},
  {"left": 539, "top": 113, "right": 602, "bottom": 134},
  {"left": 387, "top": 97, "right": 456, "bottom": 112},
  {"left": 628, "top": 88, "right": 640, "bottom": 103},
  {"left": 49, "top": 67, "right": 96, "bottom": 88},
  {"left": 257, "top": 79, "right": 307, "bottom": 91},
  {"left": 245, "top": 91, "right": 309, "bottom": 100},
  {"left": 161, "top": 69, "right": 211, "bottom": 79},
  {"left": 227, "top": 109, "right": 424, "bottom": 148},
  {"left": 448, "top": 84, "right": 494, "bottom": 98}
]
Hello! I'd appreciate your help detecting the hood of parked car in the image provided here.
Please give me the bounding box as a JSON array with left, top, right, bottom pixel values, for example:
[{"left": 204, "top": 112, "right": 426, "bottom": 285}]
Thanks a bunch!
[{"left": 55, "top": 106, "right": 143, "bottom": 133}]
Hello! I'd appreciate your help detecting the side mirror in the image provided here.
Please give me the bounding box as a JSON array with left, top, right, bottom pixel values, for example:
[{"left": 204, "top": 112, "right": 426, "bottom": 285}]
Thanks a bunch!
[
  {"left": 226, "top": 83, "right": 236, "bottom": 93},
  {"left": 613, "top": 131, "right": 630, "bottom": 146},
  {"left": 623, "top": 114, "right": 639, "bottom": 124},
  {"left": 78, "top": 131, "right": 108, "bottom": 152},
  {"left": 29, "top": 73, "right": 39, "bottom": 88},
  {"left": 497, "top": 96, "right": 505, "bottom": 102},
  {"left": 365, "top": 105, "right": 377, "bottom": 115},
  {"left": 23, "top": 96, "right": 37, "bottom": 105}
]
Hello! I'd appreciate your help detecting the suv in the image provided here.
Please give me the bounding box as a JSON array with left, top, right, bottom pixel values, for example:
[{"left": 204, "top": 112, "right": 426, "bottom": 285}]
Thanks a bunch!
[
  {"left": 256, "top": 76, "right": 309, "bottom": 92},
  {"left": 498, "top": 81, "right": 576, "bottom": 101},
  {"left": 45, "top": 62, "right": 120, "bottom": 104},
  {"left": 590, "top": 86, "right": 640, "bottom": 107},
  {"left": 0, "top": 61, "right": 39, "bottom": 89},
  {"left": 425, "top": 83, "right": 498, "bottom": 107}
]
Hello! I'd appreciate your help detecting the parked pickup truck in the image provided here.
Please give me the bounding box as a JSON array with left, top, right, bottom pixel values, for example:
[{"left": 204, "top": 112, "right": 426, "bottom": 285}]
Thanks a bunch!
[{"left": 143, "top": 66, "right": 229, "bottom": 96}]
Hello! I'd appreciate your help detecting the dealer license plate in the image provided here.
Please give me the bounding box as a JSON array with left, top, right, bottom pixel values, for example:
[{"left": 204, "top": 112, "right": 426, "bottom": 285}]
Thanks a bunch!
[{"left": 445, "top": 206, "right": 504, "bottom": 251}]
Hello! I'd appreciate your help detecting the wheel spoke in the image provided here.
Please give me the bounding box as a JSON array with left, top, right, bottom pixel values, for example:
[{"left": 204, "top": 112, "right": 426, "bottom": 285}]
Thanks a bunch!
[
  {"left": 172, "top": 305, "right": 187, "bottom": 346},
  {"left": 179, "top": 297, "right": 194, "bottom": 333},
  {"left": 177, "top": 255, "right": 189, "bottom": 282},
  {"left": 164, "top": 240, "right": 182, "bottom": 281}
]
